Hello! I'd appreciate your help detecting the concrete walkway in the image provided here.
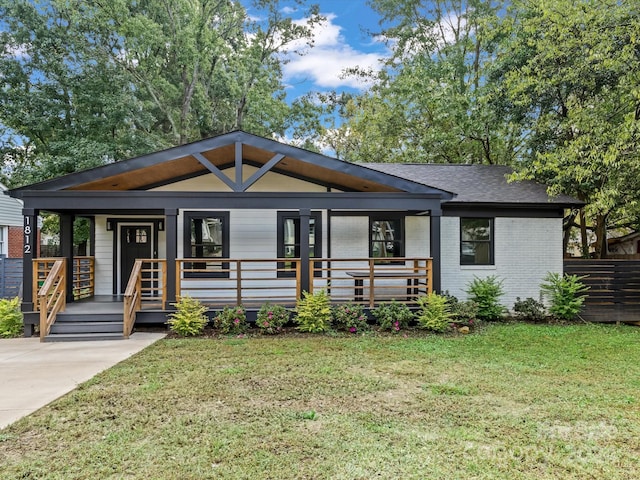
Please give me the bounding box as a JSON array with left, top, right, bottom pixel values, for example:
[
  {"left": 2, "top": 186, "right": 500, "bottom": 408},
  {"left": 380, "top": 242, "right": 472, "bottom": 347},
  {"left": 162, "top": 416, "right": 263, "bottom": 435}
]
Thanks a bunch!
[{"left": 0, "top": 332, "right": 166, "bottom": 429}]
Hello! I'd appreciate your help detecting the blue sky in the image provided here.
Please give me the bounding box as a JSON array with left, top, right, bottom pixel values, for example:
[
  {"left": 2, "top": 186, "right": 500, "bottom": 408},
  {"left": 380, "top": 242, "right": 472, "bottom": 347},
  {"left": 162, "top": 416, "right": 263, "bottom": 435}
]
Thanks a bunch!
[{"left": 245, "top": 0, "right": 389, "bottom": 101}]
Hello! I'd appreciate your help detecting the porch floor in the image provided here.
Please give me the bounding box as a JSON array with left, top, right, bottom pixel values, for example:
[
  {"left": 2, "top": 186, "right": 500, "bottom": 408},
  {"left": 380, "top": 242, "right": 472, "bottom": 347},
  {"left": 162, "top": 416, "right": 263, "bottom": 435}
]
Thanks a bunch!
[{"left": 64, "top": 296, "right": 125, "bottom": 314}]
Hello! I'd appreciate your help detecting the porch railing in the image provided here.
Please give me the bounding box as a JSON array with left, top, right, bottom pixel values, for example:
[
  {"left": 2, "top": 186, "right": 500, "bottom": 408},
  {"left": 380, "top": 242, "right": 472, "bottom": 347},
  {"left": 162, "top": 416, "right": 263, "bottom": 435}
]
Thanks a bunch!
[
  {"left": 175, "top": 257, "right": 431, "bottom": 307},
  {"left": 73, "top": 256, "right": 95, "bottom": 300},
  {"left": 123, "top": 259, "right": 166, "bottom": 338},
  {"left": 36, "top": 258, "right": 66, "bottom": 341}
]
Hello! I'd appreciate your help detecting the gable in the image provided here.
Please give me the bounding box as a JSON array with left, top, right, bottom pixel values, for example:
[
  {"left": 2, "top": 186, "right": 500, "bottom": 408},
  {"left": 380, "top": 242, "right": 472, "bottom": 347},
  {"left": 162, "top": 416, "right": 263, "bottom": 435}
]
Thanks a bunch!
[{"left": 10, "top": 131, "right": 447, "bottom": 197}]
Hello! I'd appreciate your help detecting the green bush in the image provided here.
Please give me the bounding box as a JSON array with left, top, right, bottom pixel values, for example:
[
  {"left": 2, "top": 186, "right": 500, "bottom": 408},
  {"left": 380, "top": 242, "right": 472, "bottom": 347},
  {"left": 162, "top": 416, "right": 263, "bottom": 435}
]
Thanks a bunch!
[
  {"left": 442, "top": 291, "right": 478, "bottom": 327},
  {"left": 513, "top": 297, "right": 547, "bottom": 322},
  {"left": 371, "top": 300, "right": 414, "bottom": 332},
  {"left": 214, "top": 305, "right": 248, "bottom": 334},
  {"left": 295, "top": 290, "right": 332, "bottom": 333},
  {"left": 0, "top": 297, "right": 23, "bottom": 338},
  {"left": 256, "top": 303, "right": 290, "bottom": 334},
  {"left": 540, "top": 272, "right": 589, "bottom": 320},
  {"left": 466, "top": 275, "right": 506, "bottom": 321},
  {"left": 333, "top": 303, "right": 369, "bottom": 333},
  {"left": 167, "top": 296, "right": 208, "bottom": 336},
  {"left": 416, "top": 292, "right": 453, "bottom": 332}
]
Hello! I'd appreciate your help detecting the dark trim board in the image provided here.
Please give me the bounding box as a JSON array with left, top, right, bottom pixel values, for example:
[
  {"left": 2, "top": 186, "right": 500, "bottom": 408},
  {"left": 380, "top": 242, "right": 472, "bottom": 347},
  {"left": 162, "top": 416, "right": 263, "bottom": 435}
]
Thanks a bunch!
[
  {"left": 20, "top": 191, "right": 445, "bottom": 211},
  {"left": 443, "top": 204, "right": 566, "bottom": 218}
]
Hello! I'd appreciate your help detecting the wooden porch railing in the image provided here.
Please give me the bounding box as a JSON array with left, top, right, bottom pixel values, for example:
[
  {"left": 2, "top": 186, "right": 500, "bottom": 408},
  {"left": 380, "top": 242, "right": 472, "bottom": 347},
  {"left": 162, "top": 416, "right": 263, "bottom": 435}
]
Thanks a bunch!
[
  {"left": 36, "top": 258, "right": 66, "bottom": 341},
  {"left": 174, "top": 257, "right": 431, "bottom": 307},
  {"left": 73, "top": 256, "right": 95, "bottom": 300},
  {"left": 176, "top": 258, "right": 302, "bottom": 306},
  {"left": 123, "top": 259, "right": 166, "bottom": 338},
  {"left": 310, "top": 258, "right": 432, "bottom": 307}
]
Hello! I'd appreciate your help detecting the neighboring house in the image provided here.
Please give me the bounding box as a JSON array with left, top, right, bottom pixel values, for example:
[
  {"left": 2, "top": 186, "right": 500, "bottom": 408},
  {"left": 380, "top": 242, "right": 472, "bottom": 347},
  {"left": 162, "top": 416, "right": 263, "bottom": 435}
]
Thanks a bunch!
[
  {"left": 606, "top": 231, "right": 640, "bottom": 256},
  {"left": 0, "top": 182, "right": 24, "bottom": 258},
  {"left": 8, "top": 131, "right": 582, "bottom": 336}
]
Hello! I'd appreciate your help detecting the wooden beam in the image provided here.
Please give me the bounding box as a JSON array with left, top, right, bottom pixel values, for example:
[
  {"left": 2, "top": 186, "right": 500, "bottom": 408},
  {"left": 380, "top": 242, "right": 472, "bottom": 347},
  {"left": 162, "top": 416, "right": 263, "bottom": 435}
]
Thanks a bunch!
[
  {"left": 241, "top": 153, "right": 285, "bottom": 192},
  {"left": 192, "top": 152, "right": 237, "bottom": 191}
]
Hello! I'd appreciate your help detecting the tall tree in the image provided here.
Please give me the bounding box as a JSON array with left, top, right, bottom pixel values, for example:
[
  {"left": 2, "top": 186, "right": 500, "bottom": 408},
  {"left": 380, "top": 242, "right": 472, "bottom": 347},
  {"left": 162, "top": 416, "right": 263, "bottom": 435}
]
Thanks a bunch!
[
  {"left": 0, "top": 0, "right": 322, "bottom": 186},
  {"left": 326, "top": 0, "right": 515, "bottom": 164},
  {"left": 493, "top": 0, "right": 640, "bottom": 256}
]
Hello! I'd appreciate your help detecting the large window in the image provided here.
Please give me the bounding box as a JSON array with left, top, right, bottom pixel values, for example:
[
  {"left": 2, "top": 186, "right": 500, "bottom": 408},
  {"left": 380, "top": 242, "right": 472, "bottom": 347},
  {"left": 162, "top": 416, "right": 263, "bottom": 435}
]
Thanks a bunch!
[
  {"left": 183, "top": 212, "right": 229, "bottom": 277},
  {"left": 460, "top": 218, "right": 493, "bottom": 265},
  {"left": 370, "top": 216, "right": 404, "bottom": 263},
  {"left": 277, "top": 212, "right": 321, "bottom": 277},
  {"left": 0, "top": 226, "right": 5, "bottom": 256}
]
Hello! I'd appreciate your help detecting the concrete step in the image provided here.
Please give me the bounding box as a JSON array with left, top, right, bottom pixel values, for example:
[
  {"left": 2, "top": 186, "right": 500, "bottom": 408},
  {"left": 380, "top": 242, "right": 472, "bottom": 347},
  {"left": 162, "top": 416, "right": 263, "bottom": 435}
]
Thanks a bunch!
[
  {"left": 50, "top": 321, "right": 123, "bottom": 334},
  {"left": 44, "top": 332, "right": 125, "bottom": 342}
]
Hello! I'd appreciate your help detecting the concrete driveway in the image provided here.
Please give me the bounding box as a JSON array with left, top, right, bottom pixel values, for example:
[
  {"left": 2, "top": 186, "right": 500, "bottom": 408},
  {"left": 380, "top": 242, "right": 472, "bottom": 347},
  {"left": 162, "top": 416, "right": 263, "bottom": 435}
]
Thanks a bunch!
[{"left": 0, "top": 332, "right": 165, "bottom": 429}]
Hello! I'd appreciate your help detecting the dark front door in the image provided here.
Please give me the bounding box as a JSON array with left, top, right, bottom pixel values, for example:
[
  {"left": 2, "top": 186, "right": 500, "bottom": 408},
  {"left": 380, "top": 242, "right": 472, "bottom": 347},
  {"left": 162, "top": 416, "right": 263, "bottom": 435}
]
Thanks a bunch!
[{"left": 120, "top": 225, "right": 152, "bottom": 293}]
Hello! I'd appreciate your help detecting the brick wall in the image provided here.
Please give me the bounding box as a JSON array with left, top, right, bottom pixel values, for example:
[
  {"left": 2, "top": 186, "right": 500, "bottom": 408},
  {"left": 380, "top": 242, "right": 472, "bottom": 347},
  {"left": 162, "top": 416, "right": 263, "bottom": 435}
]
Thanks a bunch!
[{"left": 7, "top": 226, "right": 23, "bottom": 258}]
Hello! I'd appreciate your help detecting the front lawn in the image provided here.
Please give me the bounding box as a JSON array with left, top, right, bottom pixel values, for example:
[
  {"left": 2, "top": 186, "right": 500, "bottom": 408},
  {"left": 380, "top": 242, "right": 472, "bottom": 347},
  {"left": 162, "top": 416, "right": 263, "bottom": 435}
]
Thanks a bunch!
[{"left": 1, "top": 323, "right": 639, "bottom": 479}]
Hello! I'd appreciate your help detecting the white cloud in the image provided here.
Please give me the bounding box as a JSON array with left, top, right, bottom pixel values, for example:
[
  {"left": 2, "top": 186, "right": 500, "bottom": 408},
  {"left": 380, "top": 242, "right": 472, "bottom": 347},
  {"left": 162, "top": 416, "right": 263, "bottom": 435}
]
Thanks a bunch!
[{"left": 281, "top": 14, "right": 385, "bottom": 90}]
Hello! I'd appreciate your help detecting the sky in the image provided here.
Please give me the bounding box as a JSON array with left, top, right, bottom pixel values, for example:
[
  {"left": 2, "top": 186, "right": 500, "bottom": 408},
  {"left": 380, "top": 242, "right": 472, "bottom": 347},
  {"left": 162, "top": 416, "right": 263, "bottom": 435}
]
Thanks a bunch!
[{"left": 245, "top": 0, "right": 389, "bottom": 101}]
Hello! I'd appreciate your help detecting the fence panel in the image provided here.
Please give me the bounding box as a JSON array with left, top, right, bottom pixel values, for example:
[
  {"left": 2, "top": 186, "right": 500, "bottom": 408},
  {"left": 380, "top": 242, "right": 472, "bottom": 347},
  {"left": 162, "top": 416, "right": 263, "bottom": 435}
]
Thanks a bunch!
[
  {"left": 564, "top": 259, "right": 640, "bottom": 323},
  {"left": 0, "top": 257, "right": 23, "bottom": 299}
]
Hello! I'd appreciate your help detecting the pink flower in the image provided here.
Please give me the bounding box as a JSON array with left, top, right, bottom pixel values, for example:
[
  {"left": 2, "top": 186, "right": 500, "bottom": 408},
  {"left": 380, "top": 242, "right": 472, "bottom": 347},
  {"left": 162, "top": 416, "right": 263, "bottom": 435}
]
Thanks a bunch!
[
  {"left": 237, "top": 309, "right": 243, "bottom": 314},
  {"left": 263, "top": 321, "right": 270, "bottom": 327},
  {"left": 268, "top": 312, "right": 273, "bottom": 319},
  {"left": 234, "top": 318, "right": 240, "bottom": 324},
  {"left": 349, "top": 327, "right": 357, "bottom": 333},
  {"left": 393, "top": 320, "right": 400, "bottom": 331}
]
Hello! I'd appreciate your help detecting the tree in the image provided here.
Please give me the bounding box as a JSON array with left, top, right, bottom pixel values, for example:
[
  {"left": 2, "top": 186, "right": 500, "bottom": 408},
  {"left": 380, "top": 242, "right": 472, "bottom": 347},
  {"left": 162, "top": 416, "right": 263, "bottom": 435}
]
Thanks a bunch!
[
  {"left": 0, "top": 0, "right": 323, "bottom": 186},
  {"left": 492, "top": 0, "right": 640, "bottom": 257},
  {"left": 325, "top": 0, "right": 515, "bottom": 165}
]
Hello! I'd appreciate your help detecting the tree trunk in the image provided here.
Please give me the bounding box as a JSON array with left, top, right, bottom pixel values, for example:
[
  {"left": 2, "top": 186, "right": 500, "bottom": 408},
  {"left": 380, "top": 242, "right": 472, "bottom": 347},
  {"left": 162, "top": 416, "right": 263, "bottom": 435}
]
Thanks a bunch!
[
  {"left": 579, "top": 208, "right": 589, "bottom": 258},
  {"left": 594, "top": 214, "right": 608, "bottom": 259}
]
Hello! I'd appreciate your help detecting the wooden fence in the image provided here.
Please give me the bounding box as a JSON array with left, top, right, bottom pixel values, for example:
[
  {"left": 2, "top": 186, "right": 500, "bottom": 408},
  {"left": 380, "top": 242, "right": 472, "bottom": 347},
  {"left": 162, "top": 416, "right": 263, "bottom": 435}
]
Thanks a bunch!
[
  {"left": 0, "top": 257, "right": 22, "bottom": 299},
  {"left": 564, "top": 259, "right": 640, "bottom": 323}
]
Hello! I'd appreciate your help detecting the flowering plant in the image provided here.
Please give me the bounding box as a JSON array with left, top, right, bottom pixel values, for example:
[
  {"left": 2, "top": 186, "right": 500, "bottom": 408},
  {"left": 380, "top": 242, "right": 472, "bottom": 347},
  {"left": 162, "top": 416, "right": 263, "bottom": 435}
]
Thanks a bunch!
[
  {"left": 214, "top": 305, "right": 247, "bottom": 334},
  {"left": 256, "top": 303, "right": 290, "bottom": 334},
  {"left": 371, "top": 300, "right": 413, "bottom": 332},
  {"left": 333, "top": 303, "right": 369, "bottom": 333}
]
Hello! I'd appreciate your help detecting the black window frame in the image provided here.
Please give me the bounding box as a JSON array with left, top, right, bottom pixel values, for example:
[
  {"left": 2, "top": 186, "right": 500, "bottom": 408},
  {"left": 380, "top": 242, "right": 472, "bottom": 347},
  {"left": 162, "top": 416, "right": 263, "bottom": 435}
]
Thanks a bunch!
[
  {"left": 460, "top": 217, "right": 494, "bottom": 266},
  {"left": 277, "top": 211, "right": 322, "bottom": 278},
  {"left": 183, "top": 211, "right": 230, "bottom": 278},
  {"left": 369, "top": 215, "right": 405, "bottom": 265}
]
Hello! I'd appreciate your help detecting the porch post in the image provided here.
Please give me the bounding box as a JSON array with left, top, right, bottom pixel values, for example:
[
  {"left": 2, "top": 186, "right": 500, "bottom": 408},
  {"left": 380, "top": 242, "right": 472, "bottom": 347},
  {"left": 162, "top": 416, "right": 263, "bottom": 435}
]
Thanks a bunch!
[
  {"left": 430, "top": 210, "right": 442, "bottom": 293},
  {"left": 164, "top": 209, "right": 178, "bottom": 309},
  {"left": 21, "top": 209, "right": 38, "bottom": 332},
  {"left": 59, "top": 214, "right": 75, "bottom": 302},
  {"left": 299, "top": 209, "right": 310, "bottom": 295}
]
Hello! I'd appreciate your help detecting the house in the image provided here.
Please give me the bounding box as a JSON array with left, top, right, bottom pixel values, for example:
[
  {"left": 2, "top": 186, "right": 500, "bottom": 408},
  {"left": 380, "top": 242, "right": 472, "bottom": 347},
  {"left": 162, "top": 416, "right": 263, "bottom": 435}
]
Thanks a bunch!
[
  {"left": 0, "top": 182, "right": 25, "bottom": 258},
  {"left": 8, "top": 131, "right": 582, "bottom": 340},
  {"left": 606, "top": 231, "right": 640, "bottom": 257}
]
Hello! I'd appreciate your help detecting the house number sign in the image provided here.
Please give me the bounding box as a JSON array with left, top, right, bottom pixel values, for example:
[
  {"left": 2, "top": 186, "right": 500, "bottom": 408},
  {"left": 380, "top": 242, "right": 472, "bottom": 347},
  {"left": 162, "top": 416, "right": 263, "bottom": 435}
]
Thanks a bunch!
[{"left": 24, "top": 216, "right": 32, "bottom": 254}]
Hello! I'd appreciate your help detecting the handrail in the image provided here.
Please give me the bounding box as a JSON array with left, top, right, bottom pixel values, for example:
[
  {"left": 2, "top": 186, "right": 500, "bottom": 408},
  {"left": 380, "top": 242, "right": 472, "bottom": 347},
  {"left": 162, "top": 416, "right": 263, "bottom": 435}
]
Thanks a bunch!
[
  {"left": 73, "top": 256, "right": 95, "bottom": 300},
  {"left": 37, "top": 258, "right": 67, "bottom": 341},
  {"left": 123, "top": 260, "right": 143, "bottom": 339},
  {"left": 123, "top": 259, "right": 166, "bottom": 338}
]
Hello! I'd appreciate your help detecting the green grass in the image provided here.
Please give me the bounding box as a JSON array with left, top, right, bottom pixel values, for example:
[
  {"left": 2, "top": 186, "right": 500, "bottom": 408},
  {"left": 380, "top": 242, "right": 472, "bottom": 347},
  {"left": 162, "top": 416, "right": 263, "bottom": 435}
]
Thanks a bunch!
[{"left": 1, "top": 323, "right": 640, "bottom": 479}]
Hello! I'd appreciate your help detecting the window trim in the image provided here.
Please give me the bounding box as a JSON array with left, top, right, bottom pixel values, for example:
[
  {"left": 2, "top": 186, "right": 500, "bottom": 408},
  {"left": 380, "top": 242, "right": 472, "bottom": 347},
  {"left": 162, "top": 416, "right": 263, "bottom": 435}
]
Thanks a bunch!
[
  {"left": 369, "top": 214, "right": 405, "bottom": 265},
  {"left": 183, "top": 211, "right": 230, "bottom": 278},
  {"left": 276, "top": 211, "right": 322, "bottom": 278},
  {"left": 460, "top": 217, "right": 494, "bottom": 266}
]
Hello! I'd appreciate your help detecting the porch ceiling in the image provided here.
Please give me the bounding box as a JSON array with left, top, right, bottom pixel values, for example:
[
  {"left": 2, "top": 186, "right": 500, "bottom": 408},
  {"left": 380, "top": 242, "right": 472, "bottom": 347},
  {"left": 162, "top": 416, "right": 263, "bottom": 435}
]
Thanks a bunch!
[{"left": 65, "top": 143, "right": 400, "bottom": 193}]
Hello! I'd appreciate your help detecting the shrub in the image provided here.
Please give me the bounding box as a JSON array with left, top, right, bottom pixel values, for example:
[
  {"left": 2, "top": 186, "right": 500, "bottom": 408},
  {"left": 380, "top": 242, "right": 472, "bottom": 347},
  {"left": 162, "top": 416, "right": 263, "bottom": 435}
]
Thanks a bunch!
[
  {"left": 371, "top": 300, "right": 413, "bottom": 332},
  {"left": 256, "top": 303, "right": 290, "bottom": 334},
  {"left": 513, "top": 297, "right": 547, "bottom": 322},
  {"left": 416, "top": 292, "right": 453, "bottom": 332},
  {"left": 0, "top": 297, "right": 23, "bottom": 338},
  {"left": 442, "top": 292, "right": 478, "bottom": 327},
  {"left": 540, "top": 272, "right": 589, "bottom": 321},
  {"left": 214, "top": 305, "right": 248, "bottom": 334},
  {"left": 167, "top": 296, "right": 208, "bottom": 336},
  {"left": 333, "top": 303, "right": 369, "bottom": 333},
  {"left": 295, "top": 290, "right": 332, "bottom": 333},
  {"left": 466, "top": 275, "right": 506, "bottom": 321}
]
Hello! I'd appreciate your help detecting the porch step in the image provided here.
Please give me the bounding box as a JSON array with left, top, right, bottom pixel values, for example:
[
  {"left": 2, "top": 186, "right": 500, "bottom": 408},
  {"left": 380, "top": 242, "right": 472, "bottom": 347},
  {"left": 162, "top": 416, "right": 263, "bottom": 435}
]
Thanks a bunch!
[
  {"left": 45, "top": 313, "right": 125, "bottom": 342},
  {"left": 44, "top": 332, "right": 125, "bottom": 342}
]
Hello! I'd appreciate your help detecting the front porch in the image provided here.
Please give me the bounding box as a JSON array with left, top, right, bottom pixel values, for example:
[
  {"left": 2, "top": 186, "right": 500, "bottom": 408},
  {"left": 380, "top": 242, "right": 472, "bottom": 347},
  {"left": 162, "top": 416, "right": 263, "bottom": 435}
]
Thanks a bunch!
[{"left": 32, "top": 256, "right": 432, "bottom": 341}]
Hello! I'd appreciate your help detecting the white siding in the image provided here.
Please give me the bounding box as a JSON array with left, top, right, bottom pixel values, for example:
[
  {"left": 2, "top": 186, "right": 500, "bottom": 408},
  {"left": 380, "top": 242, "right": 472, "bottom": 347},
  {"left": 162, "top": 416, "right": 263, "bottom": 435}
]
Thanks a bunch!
[
  {"left": 441, "top": 216, "right": 563, "bottom": 309},
  {"left": 0, "top": 184, "right": 23, "bottom": 227}
]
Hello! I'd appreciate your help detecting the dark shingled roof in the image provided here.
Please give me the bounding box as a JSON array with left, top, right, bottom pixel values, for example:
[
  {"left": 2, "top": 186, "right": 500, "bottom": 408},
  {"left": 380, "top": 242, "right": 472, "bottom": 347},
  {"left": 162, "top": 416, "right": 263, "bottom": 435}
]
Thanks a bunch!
[{"left": 359, "top": 163, "right": 582, "bottom": 206}]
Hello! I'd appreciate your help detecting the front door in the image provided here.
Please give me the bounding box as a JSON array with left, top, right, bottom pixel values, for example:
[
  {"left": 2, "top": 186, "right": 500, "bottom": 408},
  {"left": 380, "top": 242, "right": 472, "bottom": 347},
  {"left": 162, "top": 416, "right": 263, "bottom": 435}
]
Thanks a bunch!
[{"left": 120, "top": 225, "right": 152, "bottom": 294}]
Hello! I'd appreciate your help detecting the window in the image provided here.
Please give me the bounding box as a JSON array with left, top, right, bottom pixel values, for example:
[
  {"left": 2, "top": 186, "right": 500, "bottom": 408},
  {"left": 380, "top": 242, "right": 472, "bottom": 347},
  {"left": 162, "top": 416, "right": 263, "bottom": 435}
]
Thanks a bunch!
[
  {"left": 183, "top": 212, "right": 229, "bottom": 277},
  {"left": 277, "top": 212, "right": 321, "bottom": 277},
  {"left": 460, "top": 218, "right": 493, "bottom": 265},
  {"left": 370, "top": 217, "right": 404, "bottom": 263},
  {"left": 0, "top": 226, "right": 5, "bottom": 256}
]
